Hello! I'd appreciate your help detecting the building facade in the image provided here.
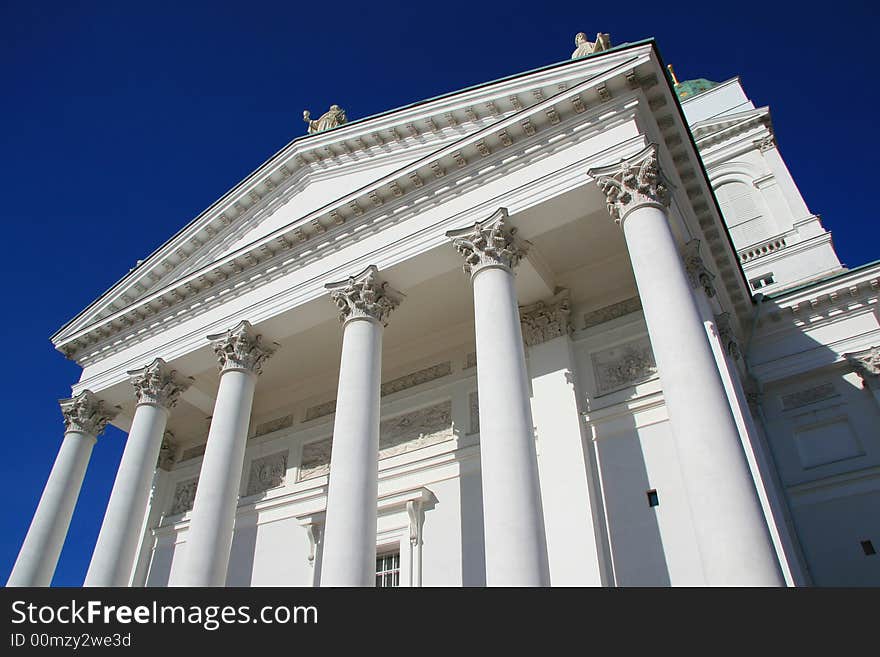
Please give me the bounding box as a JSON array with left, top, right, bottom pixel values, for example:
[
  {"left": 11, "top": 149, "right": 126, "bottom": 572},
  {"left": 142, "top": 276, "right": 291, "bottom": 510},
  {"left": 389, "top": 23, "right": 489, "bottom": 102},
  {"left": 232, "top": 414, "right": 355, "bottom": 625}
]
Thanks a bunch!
[{"left": 8, "top": 36, "right": 880, "bottom": 587}]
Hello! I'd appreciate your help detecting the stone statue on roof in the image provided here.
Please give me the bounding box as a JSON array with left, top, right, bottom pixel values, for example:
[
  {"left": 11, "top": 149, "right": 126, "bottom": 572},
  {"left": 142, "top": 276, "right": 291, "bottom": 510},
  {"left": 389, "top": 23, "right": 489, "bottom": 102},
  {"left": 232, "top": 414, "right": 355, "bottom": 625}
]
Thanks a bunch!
[
  {"left": 303, "top": 104, "right": 347, "bottom": 134},
  {"left": 571, "top": 32, "right": 611, "bottom": 59}
]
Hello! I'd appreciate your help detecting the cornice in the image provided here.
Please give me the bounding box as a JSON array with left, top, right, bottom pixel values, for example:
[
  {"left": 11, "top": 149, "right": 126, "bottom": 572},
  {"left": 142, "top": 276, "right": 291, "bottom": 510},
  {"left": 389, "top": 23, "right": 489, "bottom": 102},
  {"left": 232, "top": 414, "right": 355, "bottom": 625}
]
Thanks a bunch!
[
  {"left": 53, "top": 44, "right": 655, "bottom": 348},
  {"left": 57, "top": 50, "right": 655, "bottom": 364},
  {"left": 755, "top": 264, "right": 880, "bottom": 332}
]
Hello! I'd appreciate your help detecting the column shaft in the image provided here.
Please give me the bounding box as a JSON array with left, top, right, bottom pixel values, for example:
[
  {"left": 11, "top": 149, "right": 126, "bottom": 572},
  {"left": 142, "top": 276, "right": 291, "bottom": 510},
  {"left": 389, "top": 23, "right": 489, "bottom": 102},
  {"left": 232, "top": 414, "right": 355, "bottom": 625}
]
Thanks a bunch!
[
  {"left": 622, "top": 203, "right": 782, "bottom": 585},
  {"left": 84, "top": 403, "right": 169, "bottom": 586},
  {"left": 7, "top": 430, "right": 97, "bottom": 586},
  {"left": 178, "top": 369, "right": 256, "bottom": 586},
  {"left": 320, "top": 317, "right": 383, "bottom": 586},
  {"left": 472, "top": 265, "right": 549, "bottom": 586}
]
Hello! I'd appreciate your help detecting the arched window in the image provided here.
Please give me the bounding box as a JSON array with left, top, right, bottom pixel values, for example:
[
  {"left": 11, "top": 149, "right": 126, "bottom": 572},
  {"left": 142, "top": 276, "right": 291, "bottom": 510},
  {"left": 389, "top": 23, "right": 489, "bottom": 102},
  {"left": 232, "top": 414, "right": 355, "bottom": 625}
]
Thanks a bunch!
[{"left": 714, "top": 181, "right": 761, "bottom": 228}]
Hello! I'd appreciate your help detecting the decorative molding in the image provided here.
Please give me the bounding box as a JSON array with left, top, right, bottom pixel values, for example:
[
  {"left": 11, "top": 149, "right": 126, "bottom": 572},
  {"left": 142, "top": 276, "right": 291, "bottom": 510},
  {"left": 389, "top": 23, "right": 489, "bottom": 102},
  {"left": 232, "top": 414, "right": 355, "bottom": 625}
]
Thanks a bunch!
[
  {"left": 298, "top": 438, "right": 332, "bottom": 481},
  {"left": 297, "top": 401, "right": 454, "bottom": 480},
  {"left": 246, "top": 450, "right": 289, "bottom": 496},
  {"left": 713, "top": 312, "right": 740, "bottom": 360},
  {"left": 381, "top": 362, "right": 452, "bottom": 396},
  {"left": 325, "top": 265, "right": 402, "bottom": 326},
  {"left": 587, "top": 144, "right": 671, "bottom": 224},
  {"left": 582, "top": 296, "right": 642, "bottom": 329},
  {"left": 378, "top": 401, "right": 453, "bottom": 458},
  {"left": 59, "top": 389, "right": 117, "bottom": 437},
  {"left": 169, "top": 477, "right": 198, "bottom": 515},
  {"left": 780, "top": 382, "right": 837, "bottom": 410},
  {"left": 127, "top": 358, "right": 191, "bottom": 409},
  {"left": 446, "top": 207, "right": 529, "bottom": 275},
  {"left": 468, "top": 391, "right": 480, "bottom": 435},
  {"left": 207, "top": 320, "right": 277, "bottom": 375},
  {"left": 254, "top": 414, "right": 293, "bottom": 438},
  {"left": 682, "top": 239, "right": 717, "bottom": 298},
  {"left": 519, "top": 289, "right": 572, "bottom": 346},
  {"left": 591, "top": 337, "right": 658, "bottom": 395},
  {"left": 844, "top": 346, "right": 880, "bottom": 391}
]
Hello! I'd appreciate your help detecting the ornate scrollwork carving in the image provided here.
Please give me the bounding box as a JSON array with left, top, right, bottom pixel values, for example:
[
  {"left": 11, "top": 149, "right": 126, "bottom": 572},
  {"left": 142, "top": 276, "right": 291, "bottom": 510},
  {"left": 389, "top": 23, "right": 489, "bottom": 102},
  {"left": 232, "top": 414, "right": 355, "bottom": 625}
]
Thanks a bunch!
[
  {"left": 682, "top": 238, "right": 717, "bottom": 298},
  {"left": 587, "top": 144, "right": 671, "bottom": 225},
  {"left": 207, "top": 320, "right": 277, "bottom": 375},
  {"left": 520, "top": 289, "right": 573, "bottom": 347},
  {"left": 714, "top": 312, "right": 740, "bottom": 360},
  {"left": 325, "top": 265, "right": 403, "bottom": 326},
  {"left": 445, "top": 207, "right": 530, "bottom": 275},
  {"left": 845, "top": 346, "right": 880, "bottom": 390},
  {"left": 59, "top": 389, "right": 117, "bottom": 437},
  {"left": 127, "top": 358, "right": 191, "bottom": 409}
]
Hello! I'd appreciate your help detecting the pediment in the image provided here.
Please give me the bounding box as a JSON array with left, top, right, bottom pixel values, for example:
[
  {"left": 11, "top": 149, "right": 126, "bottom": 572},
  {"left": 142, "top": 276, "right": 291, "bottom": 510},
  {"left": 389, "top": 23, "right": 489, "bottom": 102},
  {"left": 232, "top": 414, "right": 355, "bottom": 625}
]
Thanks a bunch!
[
  {"left": 53, "top": 41, "right": 674, "bottom": 358},
  {"left": 689, "top": 106, "right": 771, "bottom": 144}
]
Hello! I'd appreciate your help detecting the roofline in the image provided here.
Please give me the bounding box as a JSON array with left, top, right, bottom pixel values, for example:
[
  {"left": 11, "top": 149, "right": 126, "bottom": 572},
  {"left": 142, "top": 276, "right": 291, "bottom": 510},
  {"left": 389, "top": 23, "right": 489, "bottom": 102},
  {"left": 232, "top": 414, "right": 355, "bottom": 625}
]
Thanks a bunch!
[
  {"left": 764, "top": 259, "right": 880, "bottom": 300},
  {"left": 52, "top": 38, "right": 656, "bottom": 341},
  {"left": 651, "top": 45, "right": 755, "bottom": 302},
  {"left": 678, "top": 75, "right": 741, "bottom": 104}
]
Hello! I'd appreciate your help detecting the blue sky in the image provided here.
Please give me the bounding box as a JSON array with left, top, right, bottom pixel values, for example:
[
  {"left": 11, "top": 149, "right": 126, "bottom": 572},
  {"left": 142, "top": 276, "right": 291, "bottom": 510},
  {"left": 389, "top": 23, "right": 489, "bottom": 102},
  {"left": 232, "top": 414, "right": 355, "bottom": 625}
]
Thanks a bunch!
[{"left": 1, "top": 1, "right": 876, "bottom": 586}]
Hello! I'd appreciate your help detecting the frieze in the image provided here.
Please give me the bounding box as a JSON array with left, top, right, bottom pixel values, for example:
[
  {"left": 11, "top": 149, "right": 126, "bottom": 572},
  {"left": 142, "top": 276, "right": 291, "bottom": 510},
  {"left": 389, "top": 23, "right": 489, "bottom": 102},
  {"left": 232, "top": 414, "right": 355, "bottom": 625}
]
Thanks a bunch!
[
  {"left": 254, "top": 414, "right": 293, "bottom": 438},
  {"left": 179, "top": 444, "right": 207, "bottom": 461},
  {"left": 304, "top": 400, "right": 337, "bottom": 423},
  {"left": 246, "top": 451, "right": 289, "bottom": 496},
  {"left": 169, "top": 477, "right": 198, "bottom": 516},
  {"left": 464, "top": 352, "right": 477, "bottom": 370},
  {"left": 591, "top": 337, "right": 658, "bottom": 395},
  {"left": 381, "top": 362, "right": 452, "bottom": 396},
  {"left": 297, "top": 401, "right": 454, "bottom": 480},
  {"left": 583, "top": 297, "right": 642, "bottom": 329},
  {"left": 781, "top": 383, "right": 837, "bottom": 410}
]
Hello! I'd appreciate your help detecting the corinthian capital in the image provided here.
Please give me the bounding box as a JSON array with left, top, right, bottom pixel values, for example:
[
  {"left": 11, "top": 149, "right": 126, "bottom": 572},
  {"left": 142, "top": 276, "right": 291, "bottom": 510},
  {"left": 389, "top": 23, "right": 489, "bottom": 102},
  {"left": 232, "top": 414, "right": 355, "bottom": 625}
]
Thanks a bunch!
[
  {"left": 587, "top": 144, "right": 671, "bottom": 225},
  {"left": 127, "top": 358, "right": 191, "bottom": 409},
  {"left": 445, "top": 207, "right": 530, "bottom": 276},
  {"left": 207, "top": 320, "right": 277, "bottom": 375},
  {"left": 520, "top": 289, "right": 572, "bottom": 347},
  {"left": 59, "top": 389, "right": 117, "bottom": 437},
  {"left": 845, "top": 346, "right": 880, "bottom": 390},
  {"left": 682, "top": 239, "right": 716, "bottom": 298},
  {"left": 325, "top": 265, "right": 403, "bottom": 326}
]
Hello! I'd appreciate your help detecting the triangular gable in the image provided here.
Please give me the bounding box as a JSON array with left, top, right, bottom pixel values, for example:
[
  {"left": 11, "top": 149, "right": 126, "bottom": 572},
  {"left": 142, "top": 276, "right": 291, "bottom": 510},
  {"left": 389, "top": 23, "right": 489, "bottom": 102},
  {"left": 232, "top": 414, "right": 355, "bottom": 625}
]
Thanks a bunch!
[{"left": 52, "top": 41, "right": 659, "bottom": 351}]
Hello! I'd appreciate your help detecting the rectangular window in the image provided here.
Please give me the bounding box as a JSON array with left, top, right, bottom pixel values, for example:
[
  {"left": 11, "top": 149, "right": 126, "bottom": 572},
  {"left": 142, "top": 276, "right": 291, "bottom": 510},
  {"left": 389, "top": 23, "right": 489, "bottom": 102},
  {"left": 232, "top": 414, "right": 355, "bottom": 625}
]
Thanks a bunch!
[
  {"left": 862, "top": 540, "right": 876, "bottom": 556},
  {"left": 376, "top": 551, "right": 401, "bottom": 587},
  {"left": 647, "top": 489, "right": 659, "bottom": 507},
  {"left": 750, "top": 273, "right": 775, "bottom": 290}
]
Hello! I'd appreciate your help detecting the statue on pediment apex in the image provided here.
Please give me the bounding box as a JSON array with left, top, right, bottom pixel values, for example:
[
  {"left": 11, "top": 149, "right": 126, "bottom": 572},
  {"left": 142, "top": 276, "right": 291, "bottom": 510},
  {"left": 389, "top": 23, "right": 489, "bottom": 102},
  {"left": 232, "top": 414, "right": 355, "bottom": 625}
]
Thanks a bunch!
[
  {"left": 571, "top": 31, "right": 611, "bottom": 59},
  {"left": 303, "top": 104, "right": 347, "bottom": 134}
]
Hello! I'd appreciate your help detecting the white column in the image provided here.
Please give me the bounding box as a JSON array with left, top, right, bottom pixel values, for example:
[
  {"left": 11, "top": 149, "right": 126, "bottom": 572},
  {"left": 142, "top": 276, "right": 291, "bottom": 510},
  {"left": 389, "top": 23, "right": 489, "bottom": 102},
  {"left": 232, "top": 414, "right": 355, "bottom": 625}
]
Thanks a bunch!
[
  {"left": 320, "top": 265, "right": 402, "bottom": 587},
  {"left": 447, "top": 208, "right": 550, "bottom": 586},
  {"left": 520, "top": 290, "right": 608, "bottom": 586},
  {"left": 175, "top": 320, "right": 275, "bottom": 587},
  {"left": 589, "top": 144, "right": 783, "bottom": 585},
  {"left": 7, "top": 390, "right": 116, "bottom": 587},
  {"left": 84, "top": 359, "right": 189, "bottom": 586}
]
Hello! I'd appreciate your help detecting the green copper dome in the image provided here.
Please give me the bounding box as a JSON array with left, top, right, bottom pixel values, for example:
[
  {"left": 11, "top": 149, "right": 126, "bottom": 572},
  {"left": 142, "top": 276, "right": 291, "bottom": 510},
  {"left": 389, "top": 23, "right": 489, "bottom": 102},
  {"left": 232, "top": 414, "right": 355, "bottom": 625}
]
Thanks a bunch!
[{"left": 673, "top": 78, "right": 718, "bottom": 100}]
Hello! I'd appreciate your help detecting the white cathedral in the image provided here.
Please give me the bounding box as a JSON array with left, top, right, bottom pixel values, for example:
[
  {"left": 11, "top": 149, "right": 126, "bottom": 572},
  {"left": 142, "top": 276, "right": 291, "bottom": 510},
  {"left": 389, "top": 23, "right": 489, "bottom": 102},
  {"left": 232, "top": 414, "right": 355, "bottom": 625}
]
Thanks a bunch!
[{"left": 8, "top": 33, "right": 880, "bottom": 587}]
